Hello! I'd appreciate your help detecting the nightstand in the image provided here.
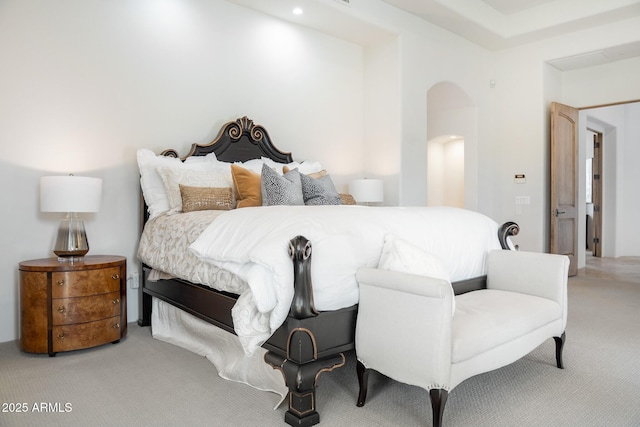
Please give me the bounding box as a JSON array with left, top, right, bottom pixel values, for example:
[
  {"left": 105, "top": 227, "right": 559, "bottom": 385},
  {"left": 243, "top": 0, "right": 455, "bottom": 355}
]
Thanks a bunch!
[{"left": 19, "top": 255, "right": 127, "bottom": 356}]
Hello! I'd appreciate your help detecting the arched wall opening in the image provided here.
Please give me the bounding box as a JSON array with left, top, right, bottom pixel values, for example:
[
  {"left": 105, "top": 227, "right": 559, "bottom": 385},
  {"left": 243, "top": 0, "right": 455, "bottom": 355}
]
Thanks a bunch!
[
  {"left": 427, "top": 135, "right": 465, "bottom": 207},
  {"left": 426, "top": 82, "right": 478, "bottom": 210}
]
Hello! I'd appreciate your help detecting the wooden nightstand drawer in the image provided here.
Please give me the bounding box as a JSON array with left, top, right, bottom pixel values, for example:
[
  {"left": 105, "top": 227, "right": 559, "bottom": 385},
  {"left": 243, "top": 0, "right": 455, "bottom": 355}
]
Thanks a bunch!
[
  {"left": 52, "top": 291, "right": 121, "bottom": 325},
  {"left": 52, "top": 316, "right": 122, "bottom": 353},
  {"left": 19, "top": 255, "right": 127, "bottom": 356},
  {"left": 52, "top": 267, "right": 122, "bottom": 298}
]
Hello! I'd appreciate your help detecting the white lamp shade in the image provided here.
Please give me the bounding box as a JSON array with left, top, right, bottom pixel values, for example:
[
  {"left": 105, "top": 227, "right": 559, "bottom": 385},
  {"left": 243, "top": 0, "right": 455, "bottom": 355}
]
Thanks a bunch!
[
  {"left": 40, "top": 176, "right": 102, "bottom": 213},
  {"left": 349, "top": 179, "right": 383, "bottom": 203}
]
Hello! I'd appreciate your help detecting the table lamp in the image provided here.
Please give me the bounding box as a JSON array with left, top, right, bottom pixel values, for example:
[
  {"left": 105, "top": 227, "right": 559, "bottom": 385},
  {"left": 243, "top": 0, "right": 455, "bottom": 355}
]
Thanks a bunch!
[
  {"left": 40, "top": 175, "right": 102, "bottom": 260},
  {"left": 349, "top": 178, "right": 383, "bottom": 205}
]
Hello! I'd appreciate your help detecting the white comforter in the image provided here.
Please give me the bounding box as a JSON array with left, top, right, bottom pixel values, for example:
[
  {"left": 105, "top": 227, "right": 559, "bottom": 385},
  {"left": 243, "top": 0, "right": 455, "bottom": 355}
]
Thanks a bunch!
[{"left": 189, "top": 205, "right": 502, "bottom": 355}]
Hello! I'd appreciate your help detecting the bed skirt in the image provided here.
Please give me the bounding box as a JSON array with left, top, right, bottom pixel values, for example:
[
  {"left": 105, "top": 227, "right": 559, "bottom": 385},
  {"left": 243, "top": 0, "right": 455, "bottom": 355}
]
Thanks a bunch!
[{"left": 151, "top": 297, "right": 288, "bottom": 408}]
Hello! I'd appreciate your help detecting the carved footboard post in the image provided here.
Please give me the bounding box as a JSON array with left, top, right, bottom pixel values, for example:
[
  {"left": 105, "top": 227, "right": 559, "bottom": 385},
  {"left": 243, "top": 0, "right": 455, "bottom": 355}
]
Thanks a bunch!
[
  {"left": 498, "top": 221, "right": 520, "bottom": 250},
  {"left": 265, "top": 236, "right": 355, "bottom": 427}
]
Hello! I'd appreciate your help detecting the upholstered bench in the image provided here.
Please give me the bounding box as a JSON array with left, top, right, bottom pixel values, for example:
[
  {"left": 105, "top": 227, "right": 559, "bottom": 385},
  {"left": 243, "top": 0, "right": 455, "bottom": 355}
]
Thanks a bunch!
[{"left": 355, "top": 249, "right": 569, "bottom": 427}]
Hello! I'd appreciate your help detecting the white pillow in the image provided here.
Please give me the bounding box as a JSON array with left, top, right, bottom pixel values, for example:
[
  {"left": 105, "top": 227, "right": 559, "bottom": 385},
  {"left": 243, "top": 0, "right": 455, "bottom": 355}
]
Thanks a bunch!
[
  {"left": 235, "top": 158, "right": 265, "bottom": 174},
  {"left": 184, "top": 152, "right": 218, "bottom": 163},
  {"left": 377, "top": 234, "right": 455, "bottom": 314},
  {"left": 137, "top": 149, "right": 221, "bottom": 219},
  {"left": 286, "top": 160, "right": 323, "bottom": 175},
  {"left": 157, "top": 163, "right": 234, "bottom": 213},
  {"left": 261, "top": 157, "right": 285, "bottom": 174},
  {"left": 138, "top": 149, "right": 183, "bottom": 219}
]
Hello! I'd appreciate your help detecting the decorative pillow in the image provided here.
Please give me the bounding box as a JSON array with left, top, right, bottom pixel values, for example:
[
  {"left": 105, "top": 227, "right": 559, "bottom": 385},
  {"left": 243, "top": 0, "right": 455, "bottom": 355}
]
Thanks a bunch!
[
  {"left": 261, "top": 163, "right": 304, "bottom": 206},
  {"left": 180, "top": 185, "right": 234, "bottom": 212},
  {"left": 299, "top": 172, "right": 341, "bottom": 206},
  {"left": 231, "top": 164, "right": 262, "bottom": 208},
  {"left": 339, "top": 193, "right": 356, "bottom": 205},
  {"left": 377, "top": 235, "right": 454, "bottom": 313},
  {"left": 137, "top": 149, "right": 214, "bottom": 219},
  {"left": 157, "top": 164, "right": 233, "bottom": 214}
]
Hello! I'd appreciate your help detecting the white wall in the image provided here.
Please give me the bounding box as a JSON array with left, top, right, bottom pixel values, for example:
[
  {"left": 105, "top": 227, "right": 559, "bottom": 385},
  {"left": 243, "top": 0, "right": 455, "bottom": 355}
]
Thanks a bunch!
[
  {"left": 363, "top": 36, "right": 401, "bottom": 206},
  {"left": 397, "top": 31, "right": 492, "bottom": 208},
  {"left": 0, "top": 0, "right": 366, "bottom": 344},
  {"left": 561, "top": 58, "right": 640, "bottom": 262},
  {"left": 579, "top": 103, "right": 640, "bottom": 259},
  {"left": 2, "top": 0, "right": 640, "bottom": 344},
  {"left": 486, "top": 21, "right": 640, "bottom": 252},
  {"left": 620, "top": 103, "right": 640, "bottom": 255}
]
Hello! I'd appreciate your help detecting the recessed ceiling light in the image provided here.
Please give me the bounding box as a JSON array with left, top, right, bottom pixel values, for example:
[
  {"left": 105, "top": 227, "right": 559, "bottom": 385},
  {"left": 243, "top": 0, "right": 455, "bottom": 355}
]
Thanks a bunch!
[{"left": 292, "top": 7, "right": 303, "bottom": 15}]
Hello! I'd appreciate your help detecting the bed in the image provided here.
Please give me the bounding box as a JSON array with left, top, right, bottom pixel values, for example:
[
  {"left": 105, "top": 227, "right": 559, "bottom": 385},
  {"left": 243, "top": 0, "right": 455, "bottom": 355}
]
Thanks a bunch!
[{"left": 136, "top": 116, "right": 519, "bottom": 427}]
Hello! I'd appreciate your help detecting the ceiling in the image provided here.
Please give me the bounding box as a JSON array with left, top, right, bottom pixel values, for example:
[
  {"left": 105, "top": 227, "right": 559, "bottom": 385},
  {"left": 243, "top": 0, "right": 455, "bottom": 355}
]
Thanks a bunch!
[
  {"left": 382, "top": 0, "right": 640, "bottom": 69},
  {"left": 228, "top": 0, "right": 640, "bottom": 70}
]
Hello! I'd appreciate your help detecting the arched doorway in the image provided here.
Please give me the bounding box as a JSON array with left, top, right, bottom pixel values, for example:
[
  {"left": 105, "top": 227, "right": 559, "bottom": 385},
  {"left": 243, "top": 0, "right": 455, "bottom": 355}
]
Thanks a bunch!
[{"left": 426, "top": 82, "right": 477, "bottom": 209}]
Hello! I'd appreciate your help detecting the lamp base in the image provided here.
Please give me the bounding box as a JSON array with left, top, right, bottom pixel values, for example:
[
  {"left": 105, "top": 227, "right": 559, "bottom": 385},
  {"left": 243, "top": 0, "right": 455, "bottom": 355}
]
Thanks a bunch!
[
  {"left": 53, "top": 213, "right": 90, "bottom": 260},
  {"left": 54, "top": 254, "right": 87, "bottom": 263}
]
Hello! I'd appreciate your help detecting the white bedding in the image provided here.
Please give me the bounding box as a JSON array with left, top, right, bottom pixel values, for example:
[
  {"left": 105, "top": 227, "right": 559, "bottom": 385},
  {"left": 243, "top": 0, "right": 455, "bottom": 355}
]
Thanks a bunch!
[{"left": 189, "top": 205, "right": 502, "bottom": 354}]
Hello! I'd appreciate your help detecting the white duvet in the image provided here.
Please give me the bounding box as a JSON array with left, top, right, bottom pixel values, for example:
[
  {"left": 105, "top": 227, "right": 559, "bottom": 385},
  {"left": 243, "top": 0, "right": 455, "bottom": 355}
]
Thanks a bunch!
[{"left": 189, "top": 205, "right": 502, "bottom": 355}]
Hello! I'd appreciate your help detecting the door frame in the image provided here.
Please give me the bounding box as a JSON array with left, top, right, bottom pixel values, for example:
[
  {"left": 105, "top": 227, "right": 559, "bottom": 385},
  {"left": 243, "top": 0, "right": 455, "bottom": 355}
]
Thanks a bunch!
[
  {"left": 550, "top": 102, "right": 579, "bottom": 276},
  {"left": 586, "top": 129, "right": 603, "bottom": 257}
]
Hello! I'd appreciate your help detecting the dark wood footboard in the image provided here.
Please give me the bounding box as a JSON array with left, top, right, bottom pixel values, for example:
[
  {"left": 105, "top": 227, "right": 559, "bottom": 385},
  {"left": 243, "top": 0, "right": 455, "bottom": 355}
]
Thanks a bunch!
[{"left": 138, "top": 220, "right": 519, "bottom": 427}]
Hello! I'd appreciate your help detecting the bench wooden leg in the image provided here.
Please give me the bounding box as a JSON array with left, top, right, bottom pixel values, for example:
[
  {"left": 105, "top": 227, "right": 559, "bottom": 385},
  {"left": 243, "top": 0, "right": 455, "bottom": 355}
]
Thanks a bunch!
[
  {"left": 357, "top": 361, "right": 449, "bottom": 427},
  {"left": 429, "top": 388, "right": 448, "bottom": 427},
  {"left": 356, "top": 360, "right": 370, "bottom": 407},
  {"left": 554, "top": 332, "right": 566, "bottom": 369}
]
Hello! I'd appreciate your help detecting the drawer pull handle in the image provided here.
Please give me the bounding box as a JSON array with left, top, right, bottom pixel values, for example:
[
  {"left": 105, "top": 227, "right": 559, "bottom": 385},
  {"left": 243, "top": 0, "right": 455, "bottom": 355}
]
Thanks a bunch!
[
  {"left": 57, "top": 280, "right": 65, "bottom": 286},
  {"left": 112, "top": 298, "right": 120, "bottom": 304},
  {"left": 57, "top": 306, "right": 66, "bottom": 313},
  {"left": 111, "top": 274, "right": 120, "bottom": 280},
  {"left": 112, "top": 323, "right": 120, "bottom": 329},
  {"left": 57, "top": 332, "right": 66, "bottom": 340}
]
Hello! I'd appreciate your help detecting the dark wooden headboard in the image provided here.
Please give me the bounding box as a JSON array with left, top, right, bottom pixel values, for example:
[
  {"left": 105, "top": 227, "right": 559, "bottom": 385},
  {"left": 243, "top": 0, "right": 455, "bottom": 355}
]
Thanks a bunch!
[
  {"left": 141, "top": 116, "right": 293, "bottom": 225},
  {"left": 162, "top": 116, "right": 293, "bottom": 163}
]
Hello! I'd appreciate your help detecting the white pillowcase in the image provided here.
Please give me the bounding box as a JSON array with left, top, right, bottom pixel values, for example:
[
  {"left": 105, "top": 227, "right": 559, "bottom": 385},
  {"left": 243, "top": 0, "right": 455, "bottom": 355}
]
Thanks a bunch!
[
  {"left": 285, "top": 160, "right": 323, "bottom": 175},
  {"left": 236, "top": 158, "right": 266, "bottom": 174},
  {"left": 138, "top": 149, "right": 183, "bottom": 219},
  {"left": 377, "top": 234, "right": 455, "bottom": 314},
  {"left": 137, "top": 149, "right": 222, "bottom": 219},
  {"left": 157, "top": 163, "right": 234, "bottom": 213}
]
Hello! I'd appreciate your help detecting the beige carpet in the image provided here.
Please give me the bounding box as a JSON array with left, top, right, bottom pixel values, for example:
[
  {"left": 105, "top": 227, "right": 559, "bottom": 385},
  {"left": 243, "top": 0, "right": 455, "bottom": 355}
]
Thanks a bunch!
[{"left": 1, "top": 257, "right": 639, "bottom": 427}]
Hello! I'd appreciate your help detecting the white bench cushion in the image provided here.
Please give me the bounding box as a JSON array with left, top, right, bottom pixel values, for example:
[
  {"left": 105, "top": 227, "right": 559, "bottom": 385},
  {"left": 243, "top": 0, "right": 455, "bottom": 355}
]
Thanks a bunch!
[{"left": 452, "top": 289, "right": 562, "bottom": 363}]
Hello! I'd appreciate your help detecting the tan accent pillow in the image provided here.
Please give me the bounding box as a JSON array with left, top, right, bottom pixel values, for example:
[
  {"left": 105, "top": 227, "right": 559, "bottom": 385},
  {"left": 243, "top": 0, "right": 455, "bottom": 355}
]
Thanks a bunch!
[
  {"left": 180, "top": 185, "right": 234, "bottom": 212},
  {"left": 231, "top": 164, "right": 262, "bottom": 208},
  {"left": 340, "top": 193, "right": 356, "bottom": 205},
  {"left": 283, "top": 166, "right": 327, "bottom": 179}
]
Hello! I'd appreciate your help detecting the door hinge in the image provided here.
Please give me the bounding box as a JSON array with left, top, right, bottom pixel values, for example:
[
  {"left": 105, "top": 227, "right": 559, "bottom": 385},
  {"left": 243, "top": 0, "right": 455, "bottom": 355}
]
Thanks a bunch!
[
  {"left": 594, "top": 174, "right": 600, "bottom": 180},
  {"left": 594, "top": 205, "right": 600, "bottom": 212},
  {"left": 593, "top": 237, "right": 600, "bottom": 244},
  {"left": 595, "top": 142, "right": 600, "bottom": 149}
]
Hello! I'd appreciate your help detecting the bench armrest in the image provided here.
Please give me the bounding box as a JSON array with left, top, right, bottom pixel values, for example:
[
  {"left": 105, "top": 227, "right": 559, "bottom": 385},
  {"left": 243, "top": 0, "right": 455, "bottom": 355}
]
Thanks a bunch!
[
  {"left": 355, "top": 268, "right": 453, "bottom": 388},
  {"left": 487, "top": 250, "right": 569, "bottom": 301},
  {"left": 487, "top": 250, "right": 569, "bottom": 329}
]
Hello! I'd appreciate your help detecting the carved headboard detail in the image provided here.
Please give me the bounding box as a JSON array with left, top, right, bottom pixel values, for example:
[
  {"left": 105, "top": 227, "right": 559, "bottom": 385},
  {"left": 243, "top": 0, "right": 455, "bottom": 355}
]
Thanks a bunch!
[{"left": 162, "top": 116, "right": 293, "bottom": 164}]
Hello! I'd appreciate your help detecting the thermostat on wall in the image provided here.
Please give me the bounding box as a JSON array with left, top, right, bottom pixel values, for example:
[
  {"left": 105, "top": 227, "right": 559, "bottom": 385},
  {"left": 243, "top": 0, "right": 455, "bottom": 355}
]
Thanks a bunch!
[{"left": 514, "top": 174, "right": 526, "bottom": 184}]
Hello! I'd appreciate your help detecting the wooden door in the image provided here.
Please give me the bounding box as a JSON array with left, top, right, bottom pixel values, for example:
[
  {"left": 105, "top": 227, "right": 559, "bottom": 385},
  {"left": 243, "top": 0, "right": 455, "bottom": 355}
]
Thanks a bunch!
[
  {"left": 591, "top": 132, "right": 603, "bottom": 257},
  {"left": 550, "top": 102, "right": 578, "bottom": 276}
]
